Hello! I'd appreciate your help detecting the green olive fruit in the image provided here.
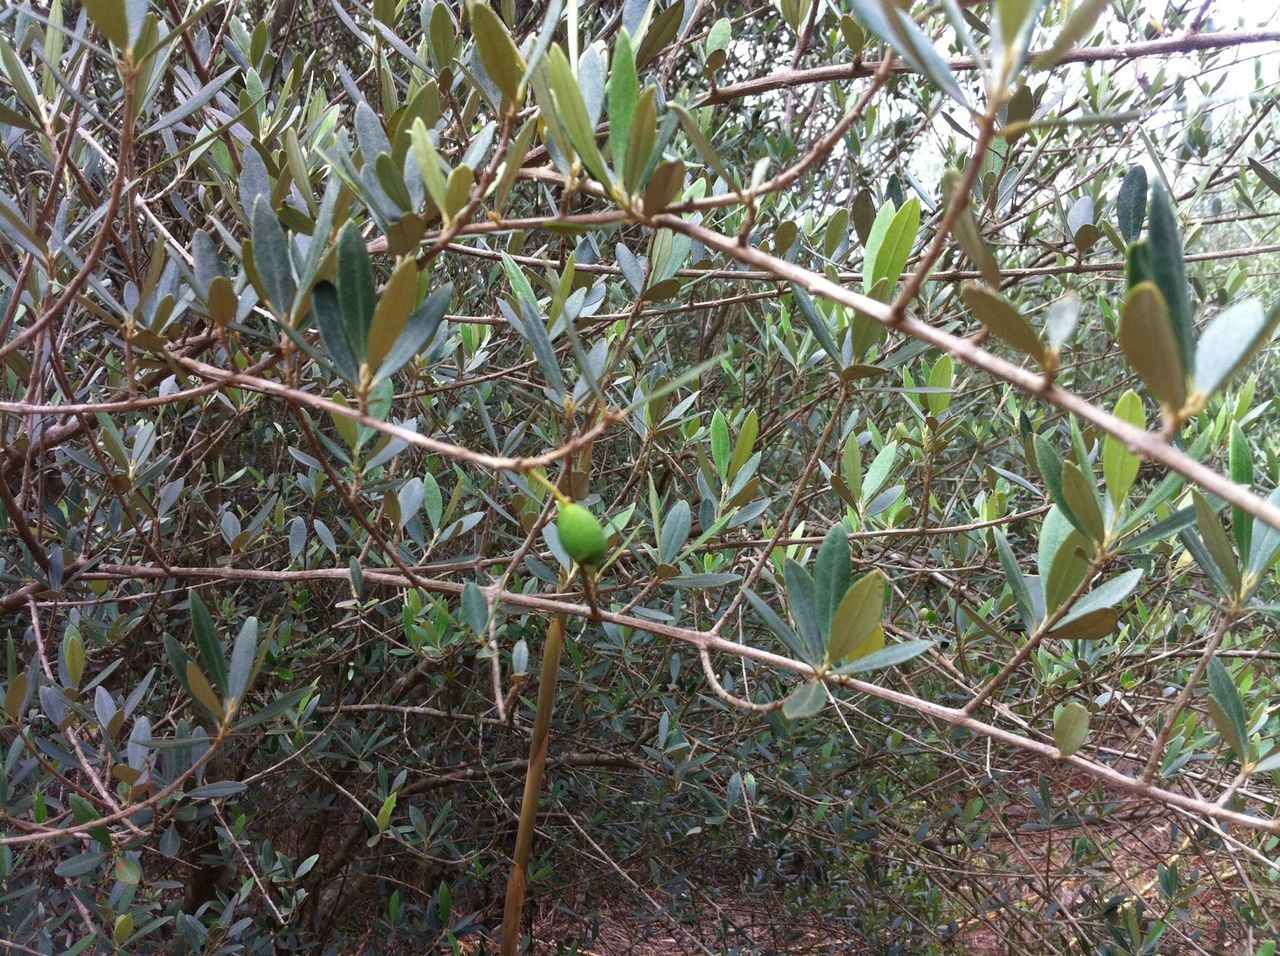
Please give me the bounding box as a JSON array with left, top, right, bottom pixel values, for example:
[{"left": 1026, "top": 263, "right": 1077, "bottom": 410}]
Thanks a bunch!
[{"left": 556, "top": 502, "right": 607, "bottom": 566}]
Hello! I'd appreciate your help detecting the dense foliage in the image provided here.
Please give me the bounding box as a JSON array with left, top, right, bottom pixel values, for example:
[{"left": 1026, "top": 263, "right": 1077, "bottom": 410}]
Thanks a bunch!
[{"left": 2, "top": 0, "right": 1280, "bottom": 951}]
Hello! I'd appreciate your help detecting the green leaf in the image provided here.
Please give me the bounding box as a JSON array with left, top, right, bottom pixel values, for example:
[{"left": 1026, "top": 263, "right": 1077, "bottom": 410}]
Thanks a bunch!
[
  {"left": 1246, "top": 487, "right": 1280, "bottom": 580},
  {"left": 848, "top": 0, "right": 968, "bottom": 106},
  {"left": 785, "top": 559, "right": 824, "bottom": 665},
  {"left": 813, "top": 525, "right": 852, "bottom": 637},
  {"left": 410, "top": 119, "right": 449, "bottom": 213},
  {"left": 782, "top": 680, "right": 826, "bottom": 720},
  {"left": 375, "top": 284, "right": 452, "bottom": 381},
  {"left": 659, "top": 499, "right": 692, "bottom": 563},
  {"left": 791, "top": 284, "right": 843, "bottom": 365},
  {"left": 63, "top": 629, "right": 85, "bottom": 689},
  {"left": 743, "top": 588, "right": 811, "bottom": 664},
  {"left": 82, "top": 0, "right": 129, "bottom": 49},
  {"left": 312, "top": 282, "right": 361, "bottom": 383},
  {"left": 633, "top": 1, "right": 682, "bottom": 68},
  {"left": 186, "top": 659, "right": 224, "bottom": 722},
  {"left": 1192, "top": 300, "right": 1277, "bottom": 401},
  {"left": 462, "top": 581, "right": 488, "bottom": 634},
  {"left": 1103, "top": 389, "right": 1144, "bottom": 507},
  {"left": 1040, "top": 508, "right": 1090, "bottom": 615},
  {"left": 875, "top": 197, "right": 920, "bottom": 290},
  {"left": 227, "top": 616, "right": 259, "bottom": 707},
  {"left": 861, "top": 200, "right": 897, "bottom": 296},
  {"left": 467, "top": 1, "right": 524, "bottom": 105},
  {"left": 251, "top": 197, "right": 296, "bottom": 318},
  {"left": 834, "top": 639, "right": 932, "bottom": 674},
  {"left": 942, "top": 171, "right": 1000, "bottom": 287},
  {"left": 1146, "top": 184, "right": 1195, "bottom": 370},
  {"left": 728, "top": 409, "right": 758, "bottom": 481},
  {"left": 1060, "top": 460, "right": 1105, "bottom": 544},
  {"left": 1030, "top": 0, "right": 1109, "bottom": 71},
  {"left": 622, "top": 86, "right": 657, "bottom": 195},
  {"left": 3, "top": 669, "right": 28, "bottom": 721},
  {"left": 1207, "top": 655, "right": 1249, "bottom": 762},
  {"left": 367, "top": 257, "right": 420, "bottom": 375},
  {"left": 444, "top": 164, "right": 474, "bottom": 219},
  {"left": 545, "top": 45, "right": 611, "bottom": 185},
  {"left": 1046, "top": 568, "right": 1142, "bottom": 638},
  {"left": 337, "top": 222, "right": 375, "bottom": 349},
  {"left": 709, "top": 410, "right": 730, "bottom": 479},
  {"left": 1119, "top": 282, "right": 1186, "bottom": 414},
  {"left": 1116, "top": 165, "right": 1147, "bottom": 242},
  {"left": 608, "top": 30, "right": 638, "bottom": 167},
  {"left": 1193, "top": 489, "right": 1241, "bottom": 595},
  {"left": 55, "top": 850, "right": 110, "bottom": 879},
  {"left": 1248, "top": 157, "right": 1280, "bottom": 198},
  {"left": 827, "top": 571, "right": 885, "bottom": 666},
  {"left": 1229, "top": 423, "right": 1253, "bottom": 560},
  {"left": 189, "top": 591, "right": 227, "bottom": 696},
  {"left": 1044, "top": 607, "right": 1117, "bottom": 640},
  {"left": 670, "top": 103, "right": 737, "bottom": 191},
  {"left": 962, "top": 284, "right": 1045, "bottom": 362},
  {"left": 1054, "top": 701, "right": 1090, "bottom": 756}
]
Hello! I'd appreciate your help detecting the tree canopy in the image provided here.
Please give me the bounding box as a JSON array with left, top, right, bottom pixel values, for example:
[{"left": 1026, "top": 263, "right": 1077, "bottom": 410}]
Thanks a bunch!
[{"left": 2, "top": 0, "right": 1280, "bottom": 951}]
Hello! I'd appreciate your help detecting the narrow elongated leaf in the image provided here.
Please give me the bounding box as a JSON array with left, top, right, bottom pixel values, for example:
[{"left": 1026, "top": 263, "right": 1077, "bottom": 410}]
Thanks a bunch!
[
  {"left": 189, "top": 591, "right": 227, "bottom": 696},
  {"left": 1246, "top": 487, "right": 1280, "bottom": 579},
  {"left": 813, "top": 525, "right": 851, "bottom": 636},
  {"left": 874, "top": 197, "right": 921, "bottom": 290},
  {"left": 848, "top": 0, "right": 968, "bottom": 106},
  {"left": 545, "top": 45, "right": 611, "bottom": 185},
  {"left": 1103, "top": 389, "right": 1144, "bottom": 507},
  {"left": 942, "top": 170, "right": 1000, "bottom": 287},
  {"left": 1146, "top": 184, "right": 1195, "bottom": 369},
  {"left": 367, "top": 258, "right": 420, "bottom": 373},
  {"left": 1193, "top": 300, "right": 1277, "bottom": 400},
  {"left": 608, "top": 30, "right": 638, "bottom": 167},
  {"left": 962, "top": 284, "right": 1045, "bottom": 362},
  {"left": 1048, "top": 568, "right": 1142, "bottom": 637},
  {"left": 786, "top": 559, "right": 824, "bottom": 665},
  {"left": 410, "top": 119, "right": 449, "bottom": 212},
  {"left": 186, "top": 660, "right": 224, "bottom": 722},
  {"left": 251, "top": 197, "right": 295, "bottom": 318},
  {"left": 744, "top": 588, "right": 810, "bottom": 663},
  {"left": 791, "top": 285, "right": 843, "bottom": 365},
  {"left": 312, "top": 282, "right": 361, "bottom": 383},
  {"left": 659, "top": 500, "right": 692, "bottom": 563},
  {"left": 337, "top": 222, "right": 375, "bottom": 350},
  {"left": 862, "top": 200, "right": 896, "bottom": 294},
  {"left": 1207, "top": 655, "right": 1249, "bottom": 762},
  {"left": 468, "top": 1, "right": 524, "bottom": 105},
  {"left": 227, "top": 617, "right": 258, "bottom": 705},
  {"left": 1116, "top": 165, "right": 1147, "bottom": 241},
  {"left": 995, "top": 530, "right": 1036, "bottom": 632},
  {"left": 1193, "top": 489, "right": 1241, "bottom": 595},
  {"left": 1229, "top": 423, "right": 1253, "bottom": 560},
  {"left": 375, "top": 284, "right": 452, "bottom": 381},
  {"left": 1118, "top": 282, "right": 1186, "bottom": 413},
  {"left": 1248, "top": 157, "right": 1280, "bottom": 198},
  {"left": 623, "top": 86, "right": 657, "bottom": 194},
  {"left": 1030, "top": 0, "right": 1109, "bottom": 71},
  {"left": 827, "top": 571, "right": 885, "bottom": 666},
  {"left": 834, "top": 639, "right": 932, "bottom": 674},
  {"left": 1060, "top": 460, "right": 1106, "bottom": 544}
]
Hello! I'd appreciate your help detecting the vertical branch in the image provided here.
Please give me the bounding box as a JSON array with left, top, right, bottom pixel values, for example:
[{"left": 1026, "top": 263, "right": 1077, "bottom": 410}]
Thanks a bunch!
[{"left": 501, "top": 612, "right": 566, "bottom": 955}]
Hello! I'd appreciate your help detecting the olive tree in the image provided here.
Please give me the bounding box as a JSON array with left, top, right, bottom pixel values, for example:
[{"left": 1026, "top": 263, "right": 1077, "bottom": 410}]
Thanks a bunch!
[{"left": 2, "top": 0, "right": 1280, "bottom": 951}]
